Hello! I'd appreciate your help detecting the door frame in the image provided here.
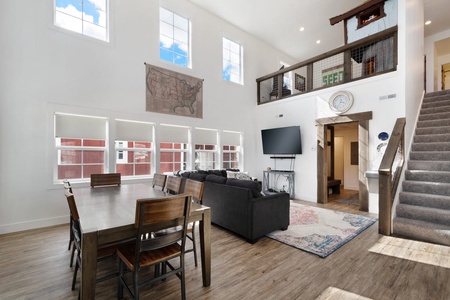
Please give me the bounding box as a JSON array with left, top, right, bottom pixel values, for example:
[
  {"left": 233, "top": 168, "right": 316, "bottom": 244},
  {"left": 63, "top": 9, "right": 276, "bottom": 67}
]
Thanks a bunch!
[{"left": 316, "top": 111, "right": 372, "bottom": 211}]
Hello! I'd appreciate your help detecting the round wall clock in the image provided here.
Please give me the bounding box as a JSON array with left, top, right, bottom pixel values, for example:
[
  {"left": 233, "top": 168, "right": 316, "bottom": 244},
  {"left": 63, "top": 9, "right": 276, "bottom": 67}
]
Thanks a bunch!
[{"left": 329, "top": 90, "right": 354, "bottom": 114}]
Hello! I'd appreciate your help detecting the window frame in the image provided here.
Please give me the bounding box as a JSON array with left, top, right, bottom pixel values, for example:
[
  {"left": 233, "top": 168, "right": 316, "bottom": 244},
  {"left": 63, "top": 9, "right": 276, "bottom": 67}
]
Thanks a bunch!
[
  {"left": 159, "top": 142, "right": 189, "bottom": 174},
  {"left": 159, "top": 7, "right": 191, "bottom": 68},
  {"left": 115, "top": 141, "right": 153, "bottom": 178},
  {"left": 222, "top": 37, "right": 244, "bottom": 85},
  {"left": 194, "top": 144, "right": 217, "bottom": 170},
  {"left": 53, "top": 0, "right": 110, "bottom": 42},
  {"left": 222, "top": 144, "right": 241, "bottom": 170}
]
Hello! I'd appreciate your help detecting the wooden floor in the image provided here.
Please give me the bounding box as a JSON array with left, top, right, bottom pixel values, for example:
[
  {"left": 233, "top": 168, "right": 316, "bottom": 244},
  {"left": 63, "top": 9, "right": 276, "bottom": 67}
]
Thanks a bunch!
[{"left": 1, "top": 198, "right": 449, "bottom": 300}]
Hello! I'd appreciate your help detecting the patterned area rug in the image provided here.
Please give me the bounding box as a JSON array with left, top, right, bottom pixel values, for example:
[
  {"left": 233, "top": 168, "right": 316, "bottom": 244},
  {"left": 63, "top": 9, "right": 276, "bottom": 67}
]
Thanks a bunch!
[{"left": 267, "top": 203, "right": 378, "bottom": 258}]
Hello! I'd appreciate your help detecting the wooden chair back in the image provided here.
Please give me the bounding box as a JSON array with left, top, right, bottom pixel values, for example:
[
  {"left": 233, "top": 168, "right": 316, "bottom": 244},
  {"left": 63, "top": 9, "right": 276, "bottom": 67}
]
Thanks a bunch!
[
  {"left": 165, "top": 176, "right": 182, "bottom": 195},
  {"left": 152, "top": 173, "right": 167, "bottom": 191},
  {"left": 65, "top": 190, "right": 81, "bottom": 241},
  {"left": 134, "top": 194, "right": 192, "bottom": 251},
  {"left": 184, "top": 179, "right": 204, "bottom": 204},
  {"left": 90, "top": 173, "right": 121, "bottom": 188}
]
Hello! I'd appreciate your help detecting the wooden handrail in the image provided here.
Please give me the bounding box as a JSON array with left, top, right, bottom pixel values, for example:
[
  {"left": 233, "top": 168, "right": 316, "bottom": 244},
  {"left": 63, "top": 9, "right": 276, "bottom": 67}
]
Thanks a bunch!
[{"left": 378, "top": 117, "right": 406, "bottom": 235}]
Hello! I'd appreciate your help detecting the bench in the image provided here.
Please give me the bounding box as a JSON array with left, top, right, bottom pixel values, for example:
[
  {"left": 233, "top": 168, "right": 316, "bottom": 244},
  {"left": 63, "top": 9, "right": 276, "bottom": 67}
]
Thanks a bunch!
[
  {"left": 90, "top": 173, "right": 121, "bottom": 188},
  {"left": 327, "top": 179, "right": 341, "bottom": 194}
]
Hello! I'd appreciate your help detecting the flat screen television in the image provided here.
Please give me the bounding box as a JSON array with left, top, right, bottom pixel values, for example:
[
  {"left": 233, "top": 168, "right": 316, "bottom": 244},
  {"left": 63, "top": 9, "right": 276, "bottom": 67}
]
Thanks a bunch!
[{"left": 261, "top": 126, "right": 302, "bottom": 155}]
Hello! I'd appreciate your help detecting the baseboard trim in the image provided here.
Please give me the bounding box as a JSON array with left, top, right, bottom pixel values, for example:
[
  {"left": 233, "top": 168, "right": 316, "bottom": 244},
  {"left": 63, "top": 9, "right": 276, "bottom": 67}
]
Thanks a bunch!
[{"left": 0, "top": 216, "right": 68, "bottom": 235}]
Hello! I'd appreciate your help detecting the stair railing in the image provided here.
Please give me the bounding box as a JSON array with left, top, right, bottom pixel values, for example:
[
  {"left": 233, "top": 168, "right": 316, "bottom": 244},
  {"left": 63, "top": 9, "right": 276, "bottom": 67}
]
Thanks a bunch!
[{"left": 378, "top": 117, "right": 406, "bottom": 235}]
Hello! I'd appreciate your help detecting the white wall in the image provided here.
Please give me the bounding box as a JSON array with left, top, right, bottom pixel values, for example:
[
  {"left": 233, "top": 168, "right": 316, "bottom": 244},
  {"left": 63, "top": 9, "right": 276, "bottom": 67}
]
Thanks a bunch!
[
  {"left": 399, "top": 0, "right": 425, "bottom": 153},
  {"left": 0, "top": 0, "right": 295, "bottom": 234}
]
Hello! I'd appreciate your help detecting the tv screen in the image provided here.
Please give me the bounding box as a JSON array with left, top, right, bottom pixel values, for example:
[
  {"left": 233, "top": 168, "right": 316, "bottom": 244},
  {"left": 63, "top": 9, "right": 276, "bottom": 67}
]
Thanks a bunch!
[{"left": 261, "top": 126, "right": 302, "bottom": 155}]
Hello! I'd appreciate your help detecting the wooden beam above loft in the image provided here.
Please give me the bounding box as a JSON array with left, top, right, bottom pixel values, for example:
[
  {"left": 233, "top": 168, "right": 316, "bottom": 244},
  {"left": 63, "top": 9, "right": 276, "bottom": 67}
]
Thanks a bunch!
[{"left": 329, "top": 0, "right": 386, "bottom": 25}]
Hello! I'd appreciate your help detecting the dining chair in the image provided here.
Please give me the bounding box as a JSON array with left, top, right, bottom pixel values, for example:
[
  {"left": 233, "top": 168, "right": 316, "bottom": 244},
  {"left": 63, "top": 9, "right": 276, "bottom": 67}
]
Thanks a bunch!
[
  {"left": 116, "top": 194, "right": 192, "bottom": 300},
  {"left": 152, "top": 173, "right": 167, "bottom": 191},
  {"left": 183, "top": 179, "right": 204, "bottom": 267},
  {"left": 63, "top": 180, "right": 76, "bottom": 266},
  {"left": 90, "top": 173, "right": 121, "bottom": 187},
  {"left": 165, "top": 176, "right": 182, "bottom": 195},
  {"left": 64, "top": 190, "right": 119, "bottom": 298}
]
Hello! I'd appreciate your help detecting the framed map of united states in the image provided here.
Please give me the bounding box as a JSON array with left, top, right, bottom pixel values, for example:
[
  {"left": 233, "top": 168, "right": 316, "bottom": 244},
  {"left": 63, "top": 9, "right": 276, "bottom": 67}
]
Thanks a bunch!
[{"left": 145, "top": 63, "right": 203, "bottom": 118}]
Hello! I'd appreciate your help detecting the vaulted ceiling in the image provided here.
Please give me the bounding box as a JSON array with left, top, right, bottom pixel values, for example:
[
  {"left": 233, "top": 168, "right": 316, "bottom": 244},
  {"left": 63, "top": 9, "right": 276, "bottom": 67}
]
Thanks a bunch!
[{"left": 189, "top": 0, "right": 450, "bottom": 61}]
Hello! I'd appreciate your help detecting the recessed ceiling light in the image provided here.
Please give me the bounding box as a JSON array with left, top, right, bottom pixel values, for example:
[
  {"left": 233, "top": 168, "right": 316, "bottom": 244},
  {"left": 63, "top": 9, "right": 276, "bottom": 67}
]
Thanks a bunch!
[
  {"left": 299, "top": 27, "right": 305, "bottom": 32},
  {"left": 425, "top": 20, "right": 432, "bottom": 25},
  {"left": 316, "top": 40, "right": 321, "bottom": 44}
]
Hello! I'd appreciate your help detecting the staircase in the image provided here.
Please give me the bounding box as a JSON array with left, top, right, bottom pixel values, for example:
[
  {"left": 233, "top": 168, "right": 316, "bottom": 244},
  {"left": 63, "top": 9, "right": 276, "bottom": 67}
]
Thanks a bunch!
[{"left": 393, "top": 90, "right": 450, "bottom": 246}]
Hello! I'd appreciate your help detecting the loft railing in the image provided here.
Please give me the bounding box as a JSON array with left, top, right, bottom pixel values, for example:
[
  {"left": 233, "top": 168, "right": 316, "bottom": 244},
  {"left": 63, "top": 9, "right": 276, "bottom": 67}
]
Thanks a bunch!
[
  {"left": 378, "top": 117, "right": 406, "bottom": 235},
  {"left": 256, "top": 26, "right": 398, "bottom": 104}
]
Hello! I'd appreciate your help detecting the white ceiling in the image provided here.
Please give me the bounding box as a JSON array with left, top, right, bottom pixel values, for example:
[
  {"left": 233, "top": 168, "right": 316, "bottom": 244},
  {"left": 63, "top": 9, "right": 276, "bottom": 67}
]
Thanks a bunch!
[{"left": 189, "top": 0, "right": 450, "bottom": 61}]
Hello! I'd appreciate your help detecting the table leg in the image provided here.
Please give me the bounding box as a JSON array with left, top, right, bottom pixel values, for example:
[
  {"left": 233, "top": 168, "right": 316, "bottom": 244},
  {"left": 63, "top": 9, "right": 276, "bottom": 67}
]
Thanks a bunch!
[
  {"left": 81, "top": 229, "right": 98, "bottom": 299},
  {"left": 199, "top": 209, "right": 211, "bottom": 287}
]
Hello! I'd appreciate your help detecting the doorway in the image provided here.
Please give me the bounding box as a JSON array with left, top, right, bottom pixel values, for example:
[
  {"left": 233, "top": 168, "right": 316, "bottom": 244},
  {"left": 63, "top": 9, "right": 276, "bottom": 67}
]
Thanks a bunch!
[
  {"left": 316, "top": 112, "right": 372, "bottom": 211},
  {"left": 327, "top": 123, "right": 359, "bottom": 206},
  {"left": 442, "top": 63, "right": 450, "bottom": 90}
]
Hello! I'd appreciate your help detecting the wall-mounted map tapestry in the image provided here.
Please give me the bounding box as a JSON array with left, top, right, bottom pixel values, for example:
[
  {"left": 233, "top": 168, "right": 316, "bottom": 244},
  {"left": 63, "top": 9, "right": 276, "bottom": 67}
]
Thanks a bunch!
[{"left": 145, "top": 63, "right": 203, "bottom": 118}]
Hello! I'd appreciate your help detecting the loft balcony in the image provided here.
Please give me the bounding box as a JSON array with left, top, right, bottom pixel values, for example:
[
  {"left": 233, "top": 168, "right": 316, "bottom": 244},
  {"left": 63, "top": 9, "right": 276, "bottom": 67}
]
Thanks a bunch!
[{"left": 256, "top": 26, "right": 398, "bottom": 105}]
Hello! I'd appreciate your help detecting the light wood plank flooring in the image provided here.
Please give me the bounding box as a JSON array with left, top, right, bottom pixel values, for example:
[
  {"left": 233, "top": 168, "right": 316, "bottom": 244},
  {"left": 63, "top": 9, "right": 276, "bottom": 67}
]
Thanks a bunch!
[{"left": 1, "top": 199, "right": 449, "bottom": 300}]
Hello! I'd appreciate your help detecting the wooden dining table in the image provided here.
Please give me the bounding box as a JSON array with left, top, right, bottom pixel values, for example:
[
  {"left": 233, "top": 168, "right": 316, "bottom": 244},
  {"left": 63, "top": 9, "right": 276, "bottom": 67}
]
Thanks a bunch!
[{"left": 72, "top": 183, "right": 211, "bottom": 299}]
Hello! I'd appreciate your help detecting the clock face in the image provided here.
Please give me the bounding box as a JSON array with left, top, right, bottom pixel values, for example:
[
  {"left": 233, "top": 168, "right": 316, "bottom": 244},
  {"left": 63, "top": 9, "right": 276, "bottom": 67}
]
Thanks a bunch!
[{"left": 329, "top": 91, "right": 354, "bottom": 114}]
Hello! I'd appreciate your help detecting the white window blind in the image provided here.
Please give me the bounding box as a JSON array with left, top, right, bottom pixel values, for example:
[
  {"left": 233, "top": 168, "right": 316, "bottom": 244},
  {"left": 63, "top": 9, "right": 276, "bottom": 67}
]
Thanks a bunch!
[
  {"left": 160, "top": 125, "right": 189, "bottom": 143},
  {"left": 221, "top": 131, "right": 241, "bottom": 145},
  {"left": 194, "top": 128, "right": 217, "bottom": 145},
  {"left": 55, "top": 114, "right": 107, "bottom": 140},
  {"left": 115, "top": 120, "right": 153, "bottom": 142}
]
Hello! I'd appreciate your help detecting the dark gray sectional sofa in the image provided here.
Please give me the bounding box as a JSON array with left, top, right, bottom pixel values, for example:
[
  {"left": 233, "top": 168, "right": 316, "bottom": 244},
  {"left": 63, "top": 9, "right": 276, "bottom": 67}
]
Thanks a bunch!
[{"left": 179, "top": 171, "right": 290, "bottom": 243}]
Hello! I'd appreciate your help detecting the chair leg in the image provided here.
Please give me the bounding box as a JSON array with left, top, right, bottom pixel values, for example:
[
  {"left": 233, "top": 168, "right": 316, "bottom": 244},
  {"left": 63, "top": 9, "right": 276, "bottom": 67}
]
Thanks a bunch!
[
  {"left": 191, "top": 223, "right": 198, "bottom": 267},
  {"left": 118, "top": 260, "right": 124, "bottom": 299},
  {"left": 134, "top": 270, "right": 139, "bottom": 300},
  {"left": 72, "top": 254, "right": 79, "bottom": 290},
  {"left": 181, "top": 266, "right": 186, "bottom": 300},
  {"left": 70, "top": 244, "right": 76, "bottom": 267}
]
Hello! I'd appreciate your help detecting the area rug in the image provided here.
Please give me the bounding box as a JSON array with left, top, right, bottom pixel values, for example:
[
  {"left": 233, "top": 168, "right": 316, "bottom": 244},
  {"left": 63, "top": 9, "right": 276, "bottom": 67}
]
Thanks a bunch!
[
  {"left": 266, "top": 203, "right": 377, "bottom": 258},
  {"left": 335, "top": 193, "right": 359, "bottom": 206}
]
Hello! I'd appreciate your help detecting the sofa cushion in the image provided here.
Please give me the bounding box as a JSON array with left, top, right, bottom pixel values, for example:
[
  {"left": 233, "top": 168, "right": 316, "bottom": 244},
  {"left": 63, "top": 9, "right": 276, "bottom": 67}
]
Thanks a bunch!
[
  {"left": 181, "top": 171, "right": 194, "bottom": 178},
  {"left": 226, "top": 178, "right": 262, "bottom": 198},
  {"left": 207, "top": 169, "right": 227, "bottom": 177},
  {"left": 205, "top": 174, "right": 228, "bottom": 184},
  {"left": 189, "top": 172, "right": 208, "bottom": 182}
]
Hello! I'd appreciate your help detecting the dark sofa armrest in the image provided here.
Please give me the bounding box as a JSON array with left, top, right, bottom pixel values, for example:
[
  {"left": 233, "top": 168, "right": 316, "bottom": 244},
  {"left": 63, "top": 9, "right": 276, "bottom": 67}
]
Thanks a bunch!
[{"left": 248, "top": 192, "right": 290, "bottom": 241}]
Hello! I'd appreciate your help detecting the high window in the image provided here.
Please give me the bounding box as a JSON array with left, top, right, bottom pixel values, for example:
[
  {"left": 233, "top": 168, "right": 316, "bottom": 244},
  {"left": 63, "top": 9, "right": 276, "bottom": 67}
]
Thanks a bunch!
[
  {"left": 221, "top": 131, "right": 242, "bottom": 169},
  {"left": 223, "top": 37, "right": 243, "bottom": 84},
  {"left": 159, "top": 7, "right": 190, "bottom": 67},
  {"left": 159, "top": 125, "right": 189, "bottom": 174},
  {"left": 55, "top": 113, "right": 107, "bottom": 181},
  {"left": 115, "top": 120, "right": 154, "bottom": 177},
  {"left": 194, "top": 128, "right": 218, "bottom": 170},
  {"left": 54, "top": 0, "right": 109, "bottom": 42}
]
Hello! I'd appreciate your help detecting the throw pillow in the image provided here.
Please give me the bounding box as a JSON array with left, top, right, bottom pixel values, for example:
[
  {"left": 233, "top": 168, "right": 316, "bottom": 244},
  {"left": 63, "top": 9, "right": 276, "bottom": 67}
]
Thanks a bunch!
[
  {"left": 235, "top": 172, "right": 252, "bottom": 181},
  {"left": 226, "top": 170, "right": 239, "bottom": 178}
]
